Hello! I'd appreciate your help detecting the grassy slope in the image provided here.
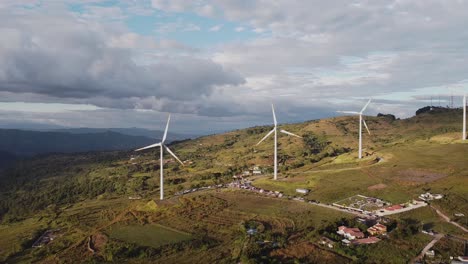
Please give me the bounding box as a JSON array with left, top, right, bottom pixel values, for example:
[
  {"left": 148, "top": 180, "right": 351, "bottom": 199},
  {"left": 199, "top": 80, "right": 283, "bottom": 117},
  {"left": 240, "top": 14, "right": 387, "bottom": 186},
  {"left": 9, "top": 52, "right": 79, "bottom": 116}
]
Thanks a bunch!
[{"left": 0, "top": 107, "right": 467, "bottom": 263}]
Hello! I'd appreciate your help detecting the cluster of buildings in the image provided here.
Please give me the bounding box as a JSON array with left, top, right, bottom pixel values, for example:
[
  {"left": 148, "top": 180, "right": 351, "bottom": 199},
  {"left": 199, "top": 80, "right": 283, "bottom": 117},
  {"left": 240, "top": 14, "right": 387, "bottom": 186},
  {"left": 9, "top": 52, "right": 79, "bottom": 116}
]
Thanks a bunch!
[
  {"left": 336, "top": 223, "right": 386, "bottom": 246},
  {"left": 332, "top": 195, "right": 390, "bottom": 216},
  {"left": 174, "top": 184, "right": 225, "bottom": 196},
  {"left": 228, "top": 179, "right": 284, "bottom": 198}
]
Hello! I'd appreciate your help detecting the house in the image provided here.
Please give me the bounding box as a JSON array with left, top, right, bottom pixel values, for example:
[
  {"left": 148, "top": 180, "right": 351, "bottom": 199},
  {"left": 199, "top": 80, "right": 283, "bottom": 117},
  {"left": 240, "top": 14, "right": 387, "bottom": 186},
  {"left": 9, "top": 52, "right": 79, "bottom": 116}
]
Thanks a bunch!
[
  {"left": 337, "top": 226, "right": 365, "bottom": 240},
  {"left": 367, "top": 223, "right": 387, "bottom": 236},
  {"left": 296, "top": 188, "right": 310, "bottom": 194},
  {"left": 425, "top": 250, "right": 435, "bottom": 258},
  {"left": 353, "top": 237, "right": 381, "bottom": 245}
]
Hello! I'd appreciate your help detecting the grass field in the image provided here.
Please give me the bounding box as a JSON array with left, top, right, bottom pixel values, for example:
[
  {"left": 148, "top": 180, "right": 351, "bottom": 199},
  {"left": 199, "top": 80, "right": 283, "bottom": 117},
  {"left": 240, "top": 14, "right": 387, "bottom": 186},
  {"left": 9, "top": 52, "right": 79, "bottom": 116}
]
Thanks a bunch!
[
  {"left": 0, "top": 217, "right": 47, "bottom": 262},
  {"left": 108, "top": 224, "right": 192, "bottom": 248}
]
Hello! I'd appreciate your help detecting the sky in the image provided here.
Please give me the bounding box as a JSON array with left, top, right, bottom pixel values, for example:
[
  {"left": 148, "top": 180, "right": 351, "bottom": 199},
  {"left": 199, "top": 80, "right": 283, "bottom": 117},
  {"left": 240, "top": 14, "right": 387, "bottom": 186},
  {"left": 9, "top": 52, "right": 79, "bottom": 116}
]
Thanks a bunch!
[{"left": 0, "top": 0, "right": 467, "bottom": 134}]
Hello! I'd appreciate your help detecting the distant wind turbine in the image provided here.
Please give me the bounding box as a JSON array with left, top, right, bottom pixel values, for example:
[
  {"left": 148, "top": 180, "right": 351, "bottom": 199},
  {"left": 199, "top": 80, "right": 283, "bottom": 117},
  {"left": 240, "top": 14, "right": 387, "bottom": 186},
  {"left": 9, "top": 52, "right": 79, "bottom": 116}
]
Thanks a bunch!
[
  {"left": 256, "top": 104, "right": 302, "bottom": 180},
  {"left": 338, "top": 99, "right": 372, "bottom": 159},
  {"left": 463, "top": 95, "right": 466, "bottom": 141},
  {"left": 135, "top": 115, "right": 183, "bottom": 200}
]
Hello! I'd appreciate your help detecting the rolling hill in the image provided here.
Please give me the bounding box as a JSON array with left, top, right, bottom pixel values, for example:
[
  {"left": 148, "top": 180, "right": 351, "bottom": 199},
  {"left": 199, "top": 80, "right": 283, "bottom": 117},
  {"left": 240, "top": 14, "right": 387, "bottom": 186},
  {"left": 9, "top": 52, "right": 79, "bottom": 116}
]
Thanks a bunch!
[{"left": 0, "top": 106, "right": 466, "bottom": 263}]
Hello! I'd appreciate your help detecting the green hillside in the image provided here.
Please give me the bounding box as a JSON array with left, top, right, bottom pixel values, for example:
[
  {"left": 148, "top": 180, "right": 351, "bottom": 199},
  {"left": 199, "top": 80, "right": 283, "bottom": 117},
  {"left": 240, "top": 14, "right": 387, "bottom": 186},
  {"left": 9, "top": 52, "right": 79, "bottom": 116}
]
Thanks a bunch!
[{"left": 0, "top": 107, "right": 467, "bottom": 263}]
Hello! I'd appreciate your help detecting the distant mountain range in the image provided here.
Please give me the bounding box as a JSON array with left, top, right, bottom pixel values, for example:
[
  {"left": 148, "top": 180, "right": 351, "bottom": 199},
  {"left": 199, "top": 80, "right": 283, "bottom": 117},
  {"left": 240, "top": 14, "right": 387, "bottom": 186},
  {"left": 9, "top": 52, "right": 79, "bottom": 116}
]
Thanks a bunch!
[
  {"left": 51, "top": 127, "right": 198, "bottom": 141},
  {"left": 0, "top": 128, "right": 197, "bottom": 167}
]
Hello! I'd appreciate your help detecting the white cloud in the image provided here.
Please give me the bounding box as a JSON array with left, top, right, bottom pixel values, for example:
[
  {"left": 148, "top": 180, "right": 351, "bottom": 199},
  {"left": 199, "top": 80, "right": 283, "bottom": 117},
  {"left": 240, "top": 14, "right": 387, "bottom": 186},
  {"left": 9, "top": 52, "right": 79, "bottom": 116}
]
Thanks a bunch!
[
  {"left": 209, "top": 24, "right": 223, "bottom": 32},
  {"left": 2, "top": 0, "right": 468, "bottom": 130},
  {"left": 234, "top": 26, "right": 245, "bottom": 32}
]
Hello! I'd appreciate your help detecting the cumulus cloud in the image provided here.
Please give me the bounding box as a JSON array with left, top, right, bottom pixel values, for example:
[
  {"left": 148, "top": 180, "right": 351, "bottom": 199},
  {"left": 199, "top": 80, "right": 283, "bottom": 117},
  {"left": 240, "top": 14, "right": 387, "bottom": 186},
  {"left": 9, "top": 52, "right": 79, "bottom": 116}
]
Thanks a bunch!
[
  {"left": 0, "top": 5, "right": 244, "bottom": 112},
  {"left": 2, "top": 1, "right": 468, "bottom": 131}
]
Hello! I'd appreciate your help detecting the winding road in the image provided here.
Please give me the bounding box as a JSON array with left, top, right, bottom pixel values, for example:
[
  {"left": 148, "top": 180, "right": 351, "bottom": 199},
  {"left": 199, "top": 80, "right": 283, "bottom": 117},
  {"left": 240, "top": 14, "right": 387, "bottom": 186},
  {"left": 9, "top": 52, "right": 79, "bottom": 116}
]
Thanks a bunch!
[{"left": 431, "top": 205, "right": 468, "bottom": 233}]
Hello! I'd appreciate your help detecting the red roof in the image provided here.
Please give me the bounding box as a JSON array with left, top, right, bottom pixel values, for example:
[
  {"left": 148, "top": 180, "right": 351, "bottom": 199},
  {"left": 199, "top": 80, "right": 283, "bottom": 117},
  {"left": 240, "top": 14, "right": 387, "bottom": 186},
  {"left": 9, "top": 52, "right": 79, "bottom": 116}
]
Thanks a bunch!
[
  {"left": 386, "top": 204, "right": 403, "bottom": 211},
  {"left": 338, "top": 226, "right": 365, "bottom": 238},
  {"left": 353, "top": 237, "right": 381, "bottom": 245}
]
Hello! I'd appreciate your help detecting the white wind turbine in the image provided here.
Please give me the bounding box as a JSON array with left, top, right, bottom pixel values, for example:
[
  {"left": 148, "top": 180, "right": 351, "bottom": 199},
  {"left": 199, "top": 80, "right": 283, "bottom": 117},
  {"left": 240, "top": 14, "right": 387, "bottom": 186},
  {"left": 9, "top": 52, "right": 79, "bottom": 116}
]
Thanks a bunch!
[
  {"left": 463, "top": 95, "right": 466, "bottom": 141},
  {"left": 256, "top": 104, "right": 302, "bottom": 180},
  {"left": 338, "top": 99, "right": 372, "bottom": 159},
  {"left": 135, "top": 115, "right": 183, "bottom": 200}
]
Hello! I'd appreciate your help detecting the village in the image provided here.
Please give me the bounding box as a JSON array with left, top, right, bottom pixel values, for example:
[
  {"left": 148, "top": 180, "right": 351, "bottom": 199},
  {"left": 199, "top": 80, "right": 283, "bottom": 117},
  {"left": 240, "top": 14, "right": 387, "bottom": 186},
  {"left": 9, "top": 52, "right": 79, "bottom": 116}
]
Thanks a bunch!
[{"left": 167, "top": 166, "right": 451, "bottom": 251}]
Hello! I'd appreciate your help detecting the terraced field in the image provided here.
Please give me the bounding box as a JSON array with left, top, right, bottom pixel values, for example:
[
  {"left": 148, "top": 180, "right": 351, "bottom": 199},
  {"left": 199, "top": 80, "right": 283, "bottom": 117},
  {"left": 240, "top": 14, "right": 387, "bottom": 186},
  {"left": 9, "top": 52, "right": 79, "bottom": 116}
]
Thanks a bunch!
[{"left": 108, "top": 224, "right": 192, "bottom": 248}]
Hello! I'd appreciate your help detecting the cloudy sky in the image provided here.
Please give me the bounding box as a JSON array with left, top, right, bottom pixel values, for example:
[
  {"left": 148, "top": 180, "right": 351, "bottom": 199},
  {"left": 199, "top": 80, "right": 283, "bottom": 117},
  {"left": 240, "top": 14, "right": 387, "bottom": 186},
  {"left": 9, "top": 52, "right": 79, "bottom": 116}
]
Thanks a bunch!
[{"left": 0, "top": 0, "right": 467, "bottom": 134}]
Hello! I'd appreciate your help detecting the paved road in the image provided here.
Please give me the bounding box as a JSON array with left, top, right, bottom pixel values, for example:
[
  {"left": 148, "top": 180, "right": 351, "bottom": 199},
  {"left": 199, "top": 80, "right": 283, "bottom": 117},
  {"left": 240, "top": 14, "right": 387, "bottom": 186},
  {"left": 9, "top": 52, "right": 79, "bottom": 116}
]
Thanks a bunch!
[
  {"left": 431, "top": 205, "right": 468, "bottom": 233},
  {"left": 312, "top": 202, "right": 370, "bottom": 218},
  {"left": 414, "top": 233, "right": 444, "bottom": 262}
]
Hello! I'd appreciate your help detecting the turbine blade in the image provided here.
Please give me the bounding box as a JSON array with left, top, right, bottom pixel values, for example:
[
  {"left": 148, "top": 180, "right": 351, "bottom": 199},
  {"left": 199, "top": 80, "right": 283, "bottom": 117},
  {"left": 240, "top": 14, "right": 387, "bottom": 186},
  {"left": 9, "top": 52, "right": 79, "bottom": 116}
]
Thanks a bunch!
[
  {"left": 256, "top": 128, "right": 275, "bottom": 146},
  {"left": 360, "top": 99, "right": 372, "bottom": 113},
  {"left": 280, "top": 129, "right": 302, "bottom": 138},
  {"left": 337, "top": 111, "right": 360, "bottom": 115},
  {"left": 135, "top": 142, "right": 161, "bottom": 152},
  {"left": 362, "top": 118, "right": 371, "bottom": 135},
  {"left": 271, "top": 104, "right": 277, "bottom": 126},
  {"left": 162, "top": 114, "right": 171, "bottom": 143},
  {"left": 164, "top": 145, "right": 184, "bottom": 165}
]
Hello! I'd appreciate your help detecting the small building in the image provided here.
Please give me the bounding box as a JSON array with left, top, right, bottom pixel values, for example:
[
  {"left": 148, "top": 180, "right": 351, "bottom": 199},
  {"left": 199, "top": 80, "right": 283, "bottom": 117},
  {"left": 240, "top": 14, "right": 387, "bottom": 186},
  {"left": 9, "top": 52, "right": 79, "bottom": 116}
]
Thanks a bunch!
[
  {"left": 342, "top": 239, "right": 351, "bottom": 246},
  {"left": 246, "top": 228, "right": 257, "bottom": 236},
  {"left": 367, "top": 223, "right": 387, "bottom": 236},
  {"left": 353, "top": 237, "right": 381, "bottom": 245},
  {"left": 419, "top": 192, "right": 444, "bottom": 201},
  {"left": 319, "top": 237, "right": 335, "bottom": 248},
  {"left": 252, "top": 166, "right": 262, "bottom": 174},
  {"left": 296, "top": 188, "right": 310, "bottom": 194},
  {"left": 425, "top": 250, "right": 435, "bottom": 258}
]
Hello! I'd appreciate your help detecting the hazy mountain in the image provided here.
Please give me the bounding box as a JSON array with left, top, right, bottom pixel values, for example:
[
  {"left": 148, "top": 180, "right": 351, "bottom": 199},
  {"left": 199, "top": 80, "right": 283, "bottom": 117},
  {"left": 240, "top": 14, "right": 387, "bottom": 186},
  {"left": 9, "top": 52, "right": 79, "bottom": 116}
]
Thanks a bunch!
[
  {"left": 52, "top": 127, "right": 198, "bottom": 141},
  {"left": 0, "top": 129, "right": 156, "bottom": 157}
]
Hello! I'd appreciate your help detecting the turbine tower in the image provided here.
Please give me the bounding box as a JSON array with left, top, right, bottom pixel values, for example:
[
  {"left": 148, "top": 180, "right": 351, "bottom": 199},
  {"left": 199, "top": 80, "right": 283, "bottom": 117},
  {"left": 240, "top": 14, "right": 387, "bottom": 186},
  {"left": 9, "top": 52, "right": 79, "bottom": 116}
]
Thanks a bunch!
[
  {"left": 135, "top": 115, "right": 183, "bottom": 200},
  {"left": 463, "top": 95, "right": 466, "bottom": 141},
  {"left": 338, "top": 99, "right": 372, "bottom": 159},
  {"left": 256, "top": 104, "right": 302, "bottom": 180}
]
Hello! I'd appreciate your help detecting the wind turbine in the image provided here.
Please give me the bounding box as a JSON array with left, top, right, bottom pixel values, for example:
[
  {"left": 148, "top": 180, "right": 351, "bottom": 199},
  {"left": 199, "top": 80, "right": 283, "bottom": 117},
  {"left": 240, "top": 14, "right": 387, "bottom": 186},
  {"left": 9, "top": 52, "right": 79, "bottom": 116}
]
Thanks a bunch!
[
  {"left": 463, "top": 95, "right": 466, "bottom": 141},
  {"left": 256, "top": 104, "right": 302, "bottom": 180},
  {"left": 135, "top": 115, "right": 183, "bottom": 200},
  {"left": 338, "top": 99, "right": 372, "bottom": 159}
]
